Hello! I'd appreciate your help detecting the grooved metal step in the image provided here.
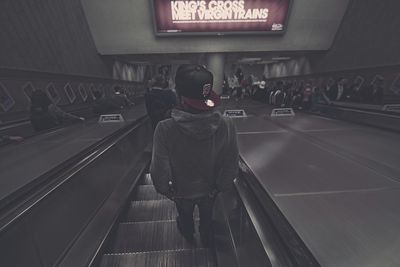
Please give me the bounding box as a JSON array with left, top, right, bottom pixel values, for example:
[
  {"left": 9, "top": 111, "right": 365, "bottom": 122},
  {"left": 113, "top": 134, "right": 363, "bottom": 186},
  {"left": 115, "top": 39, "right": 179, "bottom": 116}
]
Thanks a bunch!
[
  {"left": 125, "top": 200, "right": 177, "bottom": 222},
  {"left": 140, "top": 173, "right": 153, "bottom": 185},
  {"left": 135, "top": 185, "right": 166, "bottom": 201},
  {"left": 139, "top": 173, "right": 153, "bottom": 185},
  {"left": 109, "top": 221, "right": 206, "bottom": 253},
  {"left": 100, "top": 248, "right": 217, "bottom": 267},
  {"left": 125, "top": 200, "right": 200, "bottom": 222},
  {"left": 144, "top": 143, "right": 153, "bottom": 153}
]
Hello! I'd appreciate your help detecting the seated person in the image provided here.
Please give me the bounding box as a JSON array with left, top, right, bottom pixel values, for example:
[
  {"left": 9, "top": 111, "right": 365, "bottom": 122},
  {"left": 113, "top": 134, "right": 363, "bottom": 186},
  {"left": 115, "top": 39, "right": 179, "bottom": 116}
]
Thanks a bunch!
[
  {"left": 30, "top": 90, "right": 84, "bottom": 132},
  {"left": 145, "top": 75, "right": 177, "bottom": 129}
]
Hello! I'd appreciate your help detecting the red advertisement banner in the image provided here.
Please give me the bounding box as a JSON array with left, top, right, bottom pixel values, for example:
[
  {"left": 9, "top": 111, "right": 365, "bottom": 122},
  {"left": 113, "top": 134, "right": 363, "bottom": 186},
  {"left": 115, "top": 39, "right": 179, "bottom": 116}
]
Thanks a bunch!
[{"left": 152, "top": 0, "right": 291, "bottom": 35}]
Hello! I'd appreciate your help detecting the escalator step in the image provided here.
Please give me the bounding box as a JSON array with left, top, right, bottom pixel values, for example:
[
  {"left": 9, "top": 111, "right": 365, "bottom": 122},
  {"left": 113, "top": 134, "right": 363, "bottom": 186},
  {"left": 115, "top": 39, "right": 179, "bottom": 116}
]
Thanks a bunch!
[
  {"left": 109, "top": 221, "right": 206, "bottom": 253},
  {"left": 144, "top": 142, "right": 153, "bottom": 153},
  {"left": 100, "top": 248, "right": 217, "bottom": 267},
  {"left": 125, "top": 200, "right": 177, "bottom": 222},
  {"left": 135, "top": 185, "right": 166, "bottom": 201},
  {"left": 125, "top": 200, "right": 200, "bottom": 222},
  {"left": 139, "top": 173, "right": 153, "bottom": 185}
]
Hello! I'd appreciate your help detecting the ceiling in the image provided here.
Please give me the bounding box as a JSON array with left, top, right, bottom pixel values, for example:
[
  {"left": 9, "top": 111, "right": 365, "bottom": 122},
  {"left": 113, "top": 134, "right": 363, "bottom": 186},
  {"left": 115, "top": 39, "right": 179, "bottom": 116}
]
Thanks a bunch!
[{"left": 81, "top": 0, "right": 350, "bottom": 55}]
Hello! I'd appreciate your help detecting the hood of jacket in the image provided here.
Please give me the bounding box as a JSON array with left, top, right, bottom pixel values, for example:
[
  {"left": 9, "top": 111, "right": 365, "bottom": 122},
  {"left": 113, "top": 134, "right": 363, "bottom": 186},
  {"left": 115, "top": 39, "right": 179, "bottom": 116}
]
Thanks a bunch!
[{"left": 171, "top": 108, "right": 223, "bottom": 140}]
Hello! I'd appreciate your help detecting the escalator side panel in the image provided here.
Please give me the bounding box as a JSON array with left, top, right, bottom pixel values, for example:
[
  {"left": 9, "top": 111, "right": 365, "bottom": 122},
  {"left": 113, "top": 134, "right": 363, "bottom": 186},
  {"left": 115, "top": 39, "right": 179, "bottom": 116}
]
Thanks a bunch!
[
  {"left": 0, "top": 119, "right": 152, "bottom": 267},
  {"left": 214, "top": 190, "right": 273, "bottom": 267}
]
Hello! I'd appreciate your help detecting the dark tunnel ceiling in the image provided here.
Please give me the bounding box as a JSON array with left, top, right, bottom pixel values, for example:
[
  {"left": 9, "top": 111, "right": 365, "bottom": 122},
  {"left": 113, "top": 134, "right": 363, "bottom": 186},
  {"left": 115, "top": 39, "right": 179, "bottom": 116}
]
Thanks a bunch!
[{"left": 82, "top": 0, "right": 350, "bottom": 55}]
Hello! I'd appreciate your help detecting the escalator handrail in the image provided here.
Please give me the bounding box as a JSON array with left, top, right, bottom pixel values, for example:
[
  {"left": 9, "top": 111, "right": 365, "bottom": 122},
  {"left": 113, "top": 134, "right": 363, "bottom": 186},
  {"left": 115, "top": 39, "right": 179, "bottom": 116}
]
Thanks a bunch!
[
  {"left": 234, "top": 177, "right": 294, "bottom": 267},
  {"left": 0, "top": 115, "right": 149, "bottom": 233},
  {"left": 235, "top": 157, "right": 321, "bottom": 267},
  {"left": 85, "top": 157, "right": 151, "bottom": 267}
]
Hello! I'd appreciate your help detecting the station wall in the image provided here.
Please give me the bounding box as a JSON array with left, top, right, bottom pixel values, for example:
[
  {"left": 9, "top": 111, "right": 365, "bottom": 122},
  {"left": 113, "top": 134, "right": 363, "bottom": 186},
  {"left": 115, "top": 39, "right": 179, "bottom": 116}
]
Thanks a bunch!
[
  {"left": 315, "top": 0, "right": 400, "bottom": 72},
  {"left": 0, "top": 0, "right": 110, "bottom": 78}
]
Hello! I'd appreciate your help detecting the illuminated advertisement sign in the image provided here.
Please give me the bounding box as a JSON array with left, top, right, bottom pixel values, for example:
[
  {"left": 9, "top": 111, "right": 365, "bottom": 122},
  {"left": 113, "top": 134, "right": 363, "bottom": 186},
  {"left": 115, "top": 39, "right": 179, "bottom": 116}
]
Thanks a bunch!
[{"left": 152, "top": 0, "right": 292, "bottom": 35}]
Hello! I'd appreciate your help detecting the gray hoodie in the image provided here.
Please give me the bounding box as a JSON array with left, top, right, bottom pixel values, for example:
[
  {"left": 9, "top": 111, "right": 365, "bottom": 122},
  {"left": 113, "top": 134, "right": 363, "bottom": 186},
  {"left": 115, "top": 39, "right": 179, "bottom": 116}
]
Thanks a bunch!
[{"left": 150, "top": 108, "right": 239, "bottom": 199}]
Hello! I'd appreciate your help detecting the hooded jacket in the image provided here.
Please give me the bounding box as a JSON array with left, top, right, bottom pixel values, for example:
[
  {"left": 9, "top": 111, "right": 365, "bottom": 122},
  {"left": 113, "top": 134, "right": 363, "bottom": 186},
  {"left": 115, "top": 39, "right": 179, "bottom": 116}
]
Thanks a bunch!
[{"left": 150, "top": 108, "right": 238, "bottom": 199}]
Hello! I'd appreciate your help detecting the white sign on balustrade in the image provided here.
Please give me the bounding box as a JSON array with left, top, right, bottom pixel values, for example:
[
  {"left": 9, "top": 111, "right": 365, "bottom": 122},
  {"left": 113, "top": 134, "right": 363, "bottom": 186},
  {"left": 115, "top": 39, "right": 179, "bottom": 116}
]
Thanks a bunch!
[
  {"left": 271, "top": 108, "right": 295, "bottom": 117},
  {"left": 223, "top": 109, "right": 247, "bottom": 118},
  {"left": 98, "top": 114, "right": 125, "bottom": 123}
]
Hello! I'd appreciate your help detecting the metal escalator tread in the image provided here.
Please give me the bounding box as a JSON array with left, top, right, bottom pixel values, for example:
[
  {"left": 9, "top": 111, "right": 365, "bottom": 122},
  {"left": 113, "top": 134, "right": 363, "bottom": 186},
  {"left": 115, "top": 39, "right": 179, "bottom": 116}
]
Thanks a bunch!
[
  {"left": 109, "top": 221, "right": 206, "bottom": 253},
  {"left": 135, "top": 185, "right": 166, "bottom": 201},
  {"left": 100, "top": 248, "right": 217, "bottom": 267},
  {"left": 141, "top": 173, "right": 153, "bottom": 185},
  {"left": 125, "top": 200, "right": 200, "bottom": 222},
  {"left": 125, "top": 200, "right": 177, "bottom": 222}
]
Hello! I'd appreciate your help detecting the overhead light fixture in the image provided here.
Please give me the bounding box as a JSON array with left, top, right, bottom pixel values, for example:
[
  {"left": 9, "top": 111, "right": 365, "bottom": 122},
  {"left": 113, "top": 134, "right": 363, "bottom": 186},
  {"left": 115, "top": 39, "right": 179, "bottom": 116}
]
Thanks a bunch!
[
  {"left": 256, "top": 60, "right": 277, "bottom": 64},
  {"left": 238, "top": 57, "right": 262, "bottom": 63},
  {"left": 271, "top": 57, "right": 291, "bottom": 61},
  {"left": 170, "top": 59, "right": 191, "bottom": 64}
]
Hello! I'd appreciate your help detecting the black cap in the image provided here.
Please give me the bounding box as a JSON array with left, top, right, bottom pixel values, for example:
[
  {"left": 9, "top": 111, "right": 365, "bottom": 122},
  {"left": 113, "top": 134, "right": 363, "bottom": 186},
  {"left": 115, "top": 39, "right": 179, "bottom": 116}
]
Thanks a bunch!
[{"left": 175, "top": 64, "right": 220, "bottom": 111}]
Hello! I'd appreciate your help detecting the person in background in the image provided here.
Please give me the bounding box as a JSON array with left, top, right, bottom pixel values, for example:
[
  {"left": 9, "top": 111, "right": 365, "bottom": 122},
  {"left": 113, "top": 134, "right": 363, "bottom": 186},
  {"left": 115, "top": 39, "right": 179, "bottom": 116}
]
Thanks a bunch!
[
  {"left": 364, "top": 76, "right": 384, "bottom": 104},
  {"left": 248, "top": 74, "right": 258, "bottom": 96},
  {"left": 320, "top": 80, "right": 333, "bottom": 105},
  {"left": 235, "top": 68, "right": 244, "bottom": 84},
  {"left": 222, "top": 75, "right": 229, "bottom": 95},
  {"left": 252, "top": 80, "right": 267, "bottom": 103},
  {"left": 231, "top": 75, "right": 243, "bottom": 101},
  {"left": 273, "top": 80, "right": 285, "bottom": 107},
  {"left": 0, "top": 135, "right": 23, "bottom": 146},
  {"left": 112, "top": 86, "right": 135, "bottom": 108},
  {"left": 333, "top": 78, "right": 349, "bottom": 101},
  {"left": 347, "top": 80, "right": 362, "bottom": 102},
  {"left": 150, "top": 64, "right": 239, "bottom": 247},
  {"left": 291, "top": 81, "right": 304, "bottom": 108},
  {"left": 269, "top": 81, "right": 277, "bottom": 105},
  {"left": 302, "top": 81, "right": 313, "bottom": 110},
  {"left": 30, "top": 90, "right": 84, "bottom": 132},
  {"left": 372, "top": 77, "right": 384, "bottom": 104},
  {"left": 92, "top": 91, "right": 121, "bottom": 115},
  {"left": 325, "top": 79, "right": 337, "bottom": 101},
  {"left": 282, "top": 82, "right": 292, "bottom": 107},
  {"left": 145, "top": 75, "right": 177, "bottom": 129},
  {"left": 227, "top": 75, "right": 235, "bottom": 95},
  {"left": 311, "top": 85, "right": 322, "bottom": 112}
]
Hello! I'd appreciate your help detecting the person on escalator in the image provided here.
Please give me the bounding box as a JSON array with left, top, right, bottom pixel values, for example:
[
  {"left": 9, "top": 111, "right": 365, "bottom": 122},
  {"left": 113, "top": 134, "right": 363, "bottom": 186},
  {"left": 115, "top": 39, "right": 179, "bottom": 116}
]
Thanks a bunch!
[
  {"left": 29, "top": 90, "right": 85, "bottom": 132},
  {"left": 112, "top": 86, "right": 135, "bottom": 108},
  {"left": 92, "top": 90, "right": 121, "bottom": 115},
  {"left": 145, "top": 75, "right": 177, "bottom": 129},
  {"left": 0, "top": 135, "right": 23, "bottom": 146},
  {"left": 150, "top": 64, "right": 239, "bottom": 247}
]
